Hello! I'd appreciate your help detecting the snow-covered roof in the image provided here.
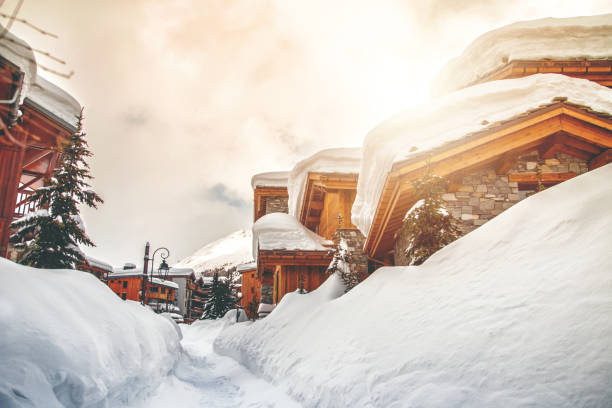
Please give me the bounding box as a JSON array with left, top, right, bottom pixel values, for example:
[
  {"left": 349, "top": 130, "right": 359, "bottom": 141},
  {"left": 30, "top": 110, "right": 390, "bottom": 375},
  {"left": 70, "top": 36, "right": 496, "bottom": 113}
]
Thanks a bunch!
[
  {"left": 85, "top": 256, "right": 113, "bottom": 273},
  {"left": 108, "top": 270, "right": 179, "bottom": 289},
  {"left": 25, "top": 76, "right": 81, "bottom": 131},
  {"left": 253, "top": 213, "right": 333, "bottom": 260},
  {"left": 150, "top": 277, "right": 179, "bottom": 289},
  {"left": 432, "top": 14, "right": 612, "bottom": 96},
  {"left": 251, "top": 171, "right": 289, "bottom": 189},
  {"left": 236, "top": 262, "right": 257, "bottom": 273},
  {"left": 352, "top": 74, "right": 612, "bottom": 236},
  {"left": 0, "top": 26, "right": 36, "bottom": 100},
  {"left": 174, "top": 229, "right": 253, "bottom": 277},
  {"left": 288, "top": 147, "right": 362, "bottom": 218}
]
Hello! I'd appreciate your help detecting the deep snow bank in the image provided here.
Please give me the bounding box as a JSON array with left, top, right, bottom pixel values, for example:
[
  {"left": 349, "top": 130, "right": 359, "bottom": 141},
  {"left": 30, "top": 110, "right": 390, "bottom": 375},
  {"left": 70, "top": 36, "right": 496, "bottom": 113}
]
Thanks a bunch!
[
  {"left": 0, "top": 260, "right": 181, "bottom": 408},
  {"left": 216, "top": 164, "right": 612, "bottom": 408}
]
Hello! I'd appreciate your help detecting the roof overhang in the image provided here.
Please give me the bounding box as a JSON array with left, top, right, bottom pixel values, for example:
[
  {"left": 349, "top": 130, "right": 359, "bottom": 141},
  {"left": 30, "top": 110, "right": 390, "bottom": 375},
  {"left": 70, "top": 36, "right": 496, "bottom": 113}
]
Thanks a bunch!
[{"left": 364, "top": 102, "right": 612, "bottom": 260}]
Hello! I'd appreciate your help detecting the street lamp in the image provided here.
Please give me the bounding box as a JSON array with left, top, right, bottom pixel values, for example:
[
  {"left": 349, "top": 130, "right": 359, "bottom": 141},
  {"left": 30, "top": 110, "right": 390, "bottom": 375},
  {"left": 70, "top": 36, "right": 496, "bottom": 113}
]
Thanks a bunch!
[{"left": 141, "top": 242, "right": 171, "bottom": 306}]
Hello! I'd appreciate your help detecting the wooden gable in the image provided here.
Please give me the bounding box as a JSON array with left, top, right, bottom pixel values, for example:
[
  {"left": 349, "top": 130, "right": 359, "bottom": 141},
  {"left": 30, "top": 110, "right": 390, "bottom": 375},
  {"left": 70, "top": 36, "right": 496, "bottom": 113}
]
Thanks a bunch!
[
  {"left": 253, "top": 186, "right": 288, "bottom": 222},
  {"left": 298, "top": 172, "right": 358, "bottom": 240},
  {"left": 365, "top": 102, "right": 612, "bottom": 261}
]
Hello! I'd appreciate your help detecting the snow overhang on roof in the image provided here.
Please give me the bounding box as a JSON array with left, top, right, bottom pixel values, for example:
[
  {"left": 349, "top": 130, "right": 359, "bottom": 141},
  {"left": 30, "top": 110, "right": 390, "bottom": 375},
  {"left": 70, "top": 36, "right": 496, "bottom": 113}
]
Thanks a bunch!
[
  {"left": 432, "top": 13, "right": 612, "bottom": 97},
  {"left": 252, "top": 212, "right": 333, "bottom": 261},
  {"left": 352, "top": 74, "right": 612, "bottom": 240},
  {"left": 0, "top": 26, "right": 36, "bottom": 100},
  {"left": 287, "top": 147, "right": 362, "bottom": 218},
  {"left": 237, "top": 262, "right": 257, "bottom": 272},
  {"left": 86, "top": 256, "right": 114, "bottom": 273},
  {"left": 251, "top": 171, "right": 290, "bottom": 190},
  {"left": 24, "top": 76, "right": 81, "bottom": 132}
]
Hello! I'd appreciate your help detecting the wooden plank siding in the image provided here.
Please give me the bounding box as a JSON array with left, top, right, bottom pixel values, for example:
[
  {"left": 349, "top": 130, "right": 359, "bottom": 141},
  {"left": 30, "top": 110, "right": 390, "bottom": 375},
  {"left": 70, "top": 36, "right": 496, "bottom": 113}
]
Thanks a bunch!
[{"left": 364, "top": 102, "right": 612, "bottom": 261}]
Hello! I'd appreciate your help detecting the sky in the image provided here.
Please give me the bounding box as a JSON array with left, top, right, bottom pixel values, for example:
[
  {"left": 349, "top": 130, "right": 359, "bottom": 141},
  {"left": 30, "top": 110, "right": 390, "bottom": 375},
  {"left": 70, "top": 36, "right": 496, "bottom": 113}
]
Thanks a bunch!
[{"left": 7, "top": 0, "right": 611, "bottom": 267}]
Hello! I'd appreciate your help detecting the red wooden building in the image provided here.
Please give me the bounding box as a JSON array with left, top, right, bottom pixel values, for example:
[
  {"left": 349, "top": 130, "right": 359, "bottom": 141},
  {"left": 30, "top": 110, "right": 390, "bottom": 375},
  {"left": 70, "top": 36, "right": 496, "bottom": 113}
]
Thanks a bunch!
[
  {"left": 0, "top": 30, "right": 81, "bottom": 258},
  {"left": 107, "top": 270, "right": 178, "bottom": 307}
]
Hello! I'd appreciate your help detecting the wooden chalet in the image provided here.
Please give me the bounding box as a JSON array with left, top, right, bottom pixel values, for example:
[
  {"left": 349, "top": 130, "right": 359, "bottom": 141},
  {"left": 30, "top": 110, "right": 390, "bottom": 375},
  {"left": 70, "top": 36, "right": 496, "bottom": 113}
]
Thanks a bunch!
[
  {"left": 107, "top": 269, "right": 178, "bottom": 309},
  {"left": 0, "top": 31, "right": 81, "bottom": 258},
  {"left": 358, "top": 16, "right": 612, "bottom": 265},
  {"left": 77, "top": 255, "right": 114, "bottom": 282}
]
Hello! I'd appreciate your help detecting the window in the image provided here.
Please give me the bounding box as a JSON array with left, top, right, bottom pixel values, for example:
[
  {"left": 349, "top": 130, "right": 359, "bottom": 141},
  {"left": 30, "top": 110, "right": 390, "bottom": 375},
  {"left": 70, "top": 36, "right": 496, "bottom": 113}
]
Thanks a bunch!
[
  {"left": 251, "top": 273, "right": 255, "bottom": 278},
  {"left": 123, "top": 281, "right": 128, "bottom": 289},
  {"left": 110, "top": 279, "right": 115, "bottom": 283},
  {"left": 150, "top": 287, "right": 158, "bottom": 293},
  {"left": 251, "top": 287, "right": 254, "bottom": 293},
  {"left": 121, "top": 293, "right": 127, "bottom": 300},
  {"left": 161, "top": 287, "right": 166, "bottom": 294}
]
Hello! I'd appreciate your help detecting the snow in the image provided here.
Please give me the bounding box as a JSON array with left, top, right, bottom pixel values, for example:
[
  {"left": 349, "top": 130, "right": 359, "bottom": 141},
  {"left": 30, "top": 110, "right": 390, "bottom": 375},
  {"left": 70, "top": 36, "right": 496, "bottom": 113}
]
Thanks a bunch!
[
  {"left": 287, "top": 147, "right": 361, "bottom": 218},
  {"left": 174, "top": 229, "right": 253, "bottom": 277},
  {"left": 251, "top": 171, "right": 289, "bottom": 189},
  {"left": 236, "top": 261, "right": 256, "bottom": 273},
  {"left": 85, "top": 255, "right": 114, "bottom": 272},
  {"left": 433, "top": 14, "right": 612, "bottom": 96},
  {"left": 216, "top": 164, "right": 612, "bottom": 407},
  {"left": 0, "top": 26, "right": 37, "bottom": 100},
  {"left": 0, "top": 258, "right": 181, "bottom": 407},
  {"left": 252, "top": 213, "right": 333, "bottom": 260},
  {"left": 150, "top": 277, "right": 179, "bottom": 289},
  {"left": 351, "top": 74, "right": 612, "bottom": 236},
  {"left": 25, "top": 76, "right": 82, "bottom": 131}
]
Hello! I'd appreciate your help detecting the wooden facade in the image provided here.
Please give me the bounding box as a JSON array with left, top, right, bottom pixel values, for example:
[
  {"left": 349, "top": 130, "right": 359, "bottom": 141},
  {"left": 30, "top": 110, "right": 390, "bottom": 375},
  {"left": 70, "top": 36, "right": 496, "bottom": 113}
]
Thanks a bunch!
[
  {"left": 364, "top": 102, "right": 612, "bottom": 262},
  {"left": 0, "top": 56, "right": 77, "bottom": 258},
  {"left": 239, "top": 265, "right": 261, "bottom": 318},
  {"left": 107, "top": 274, "right": 176, "bottom": 305},
  {"left": 258, "top": 249, "right": 332, "bottom": 304},
  {"left": 299, "top": 173, "right": 359, "bottom": 240}
]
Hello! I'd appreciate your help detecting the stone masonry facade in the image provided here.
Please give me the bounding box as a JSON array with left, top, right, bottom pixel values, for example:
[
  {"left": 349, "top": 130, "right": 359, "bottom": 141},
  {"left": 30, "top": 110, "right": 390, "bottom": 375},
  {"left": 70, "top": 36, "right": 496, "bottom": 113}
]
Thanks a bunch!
[
  {"left": 333, "top": 228, "right": 368, "bottom": 280},
  {"left": 265, "top": 196, "right": 288, "bottom": 215},
  {"left": 394, "top": 151, "right": 588, "bottom": 265}
]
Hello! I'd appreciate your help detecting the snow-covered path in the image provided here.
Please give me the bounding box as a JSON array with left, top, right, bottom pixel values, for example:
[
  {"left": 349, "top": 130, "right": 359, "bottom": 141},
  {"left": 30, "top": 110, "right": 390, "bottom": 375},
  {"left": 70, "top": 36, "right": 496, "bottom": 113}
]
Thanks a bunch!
[{"left": 131, "top": 320, "right": 300, "bottom": 408}]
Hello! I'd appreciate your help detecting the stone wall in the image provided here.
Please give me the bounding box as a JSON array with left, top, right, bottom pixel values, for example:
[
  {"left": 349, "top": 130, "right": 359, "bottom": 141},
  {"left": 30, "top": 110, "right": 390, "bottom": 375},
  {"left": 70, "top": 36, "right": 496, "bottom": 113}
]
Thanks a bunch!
[
  {"left": 265, "top": 196, "right": 288, "bottom": 215},
  {"left": 332, "top": 228, "right": 368, "bottom": 279},
  {"left": 393, "top": 151, "right": 588, "bottom": 265}
]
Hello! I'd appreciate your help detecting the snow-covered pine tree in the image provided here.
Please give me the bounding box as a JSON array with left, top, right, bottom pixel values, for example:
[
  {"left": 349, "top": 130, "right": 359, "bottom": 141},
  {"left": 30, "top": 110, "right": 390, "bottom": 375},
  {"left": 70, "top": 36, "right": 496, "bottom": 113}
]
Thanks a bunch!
[
  {"left": 202, "top": 272, "right": 238, "bottom": 319},
  {"left": 402, "top": 166, "right": 460, "bottom": 266},
  {"left": 327, "top": 240, "right": 360, "bottom": 292},
  {"left": 10, "top": 111, "right": 103, "bottom": 269}
]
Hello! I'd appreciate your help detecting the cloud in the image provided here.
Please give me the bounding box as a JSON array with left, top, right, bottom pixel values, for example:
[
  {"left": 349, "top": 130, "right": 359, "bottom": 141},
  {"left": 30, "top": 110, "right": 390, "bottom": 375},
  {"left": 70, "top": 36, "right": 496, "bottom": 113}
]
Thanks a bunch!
[{"left": 203, "top": 183, "right": 249, "bottom": 209}]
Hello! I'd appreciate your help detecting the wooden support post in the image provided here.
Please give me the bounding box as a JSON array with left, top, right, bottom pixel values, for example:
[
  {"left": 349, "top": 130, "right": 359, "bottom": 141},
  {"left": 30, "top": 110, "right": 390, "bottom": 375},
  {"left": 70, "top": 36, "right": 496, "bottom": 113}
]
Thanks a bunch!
[
  {"left": 589, "top": 149, "right": 612, "bottom": 170},
  {"left": 0, "top": 139, "right": 26, "bottom": 257}
]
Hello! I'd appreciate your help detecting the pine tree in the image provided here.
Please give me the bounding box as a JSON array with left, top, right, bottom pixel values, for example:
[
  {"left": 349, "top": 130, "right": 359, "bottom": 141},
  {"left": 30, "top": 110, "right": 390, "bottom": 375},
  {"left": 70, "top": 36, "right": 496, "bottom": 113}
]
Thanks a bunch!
[
  {"left": 202, "top": 272, "right": 238, "bottom": 319},
  {"left": 10, "top": 111, "right": 103, "bottom": 269},
  {"left": 402, "top": 166, "right": 460, "bottom": 266},
  {"left": 327, "top": 240, "right": 361, "bottom": 293}
]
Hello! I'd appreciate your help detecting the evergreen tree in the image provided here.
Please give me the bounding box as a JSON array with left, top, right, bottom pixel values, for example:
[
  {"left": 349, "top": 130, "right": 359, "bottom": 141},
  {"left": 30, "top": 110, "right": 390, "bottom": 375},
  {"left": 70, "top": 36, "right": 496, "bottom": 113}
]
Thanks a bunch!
[
  {"left": 327, "top": 240, "right": 361, "bottom": 292},
  {"left": 202, "top": 272, "right": 238, "bottom": 319},
  {"left": 10, "top": 111, "right": 103, "bottom": 269},
  {"left": 402, "top": 166, "right": 460, "bottom": 266}
]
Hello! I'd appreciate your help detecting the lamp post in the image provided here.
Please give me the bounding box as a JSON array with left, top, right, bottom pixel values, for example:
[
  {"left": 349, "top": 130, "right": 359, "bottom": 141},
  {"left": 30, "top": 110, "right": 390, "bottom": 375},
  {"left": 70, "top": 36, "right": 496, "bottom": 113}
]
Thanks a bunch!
[{"left": 141, "top": 243, "right": 171, "bottom": 306}]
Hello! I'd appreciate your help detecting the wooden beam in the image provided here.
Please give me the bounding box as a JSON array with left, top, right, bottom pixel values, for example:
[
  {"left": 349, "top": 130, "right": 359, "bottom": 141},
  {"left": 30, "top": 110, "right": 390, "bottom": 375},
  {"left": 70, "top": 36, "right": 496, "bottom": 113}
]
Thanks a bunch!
[
  {"left": 508, "top": 172, "right": 576, "bottom": 184},
  {"left": 560, "top": 115, "right": 612, "bottom": 147},
  {"left": 554, "top": 144, "right": 592, "bottom": 161},
  {"left": 589, "top": 149, "right": 612, "bottom": 170},
  {"left": 557, "top": 133, "right": 602, "bottom": 155},
  {"left": 495, "top": 152, "right": 518, "bottom": 175}
]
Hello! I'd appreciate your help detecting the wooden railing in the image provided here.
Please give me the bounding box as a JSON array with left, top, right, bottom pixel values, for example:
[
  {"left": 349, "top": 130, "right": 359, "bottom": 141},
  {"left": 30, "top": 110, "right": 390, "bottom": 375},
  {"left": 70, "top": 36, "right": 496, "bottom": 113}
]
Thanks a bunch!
[{"left": 13, "top": 190, "right": 38, "bottom": 219}]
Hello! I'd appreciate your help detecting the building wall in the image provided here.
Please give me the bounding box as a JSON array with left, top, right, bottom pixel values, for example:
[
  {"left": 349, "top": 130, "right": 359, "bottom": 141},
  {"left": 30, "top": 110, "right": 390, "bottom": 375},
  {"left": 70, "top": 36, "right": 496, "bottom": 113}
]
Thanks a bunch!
[
  {"left": 167, "top": 276, "right": 187, "bottom": 315},
  {"left": 319, "top": 189, "right": 357, "bottom": 240},
  {"left": 394, "top": 151, "right": 588, "bottom": 265},
  {"left": 108, "top": 276, "right": 142, "bottom": 301},
  {"left": 240, "top": 269, "right": 261, "bottom": 318},
  {"left": 273, "top": 265, "right": 328, "bottom": 304},
  {"left": 265, "top": 196, "right": 288, "bottom": 215}
]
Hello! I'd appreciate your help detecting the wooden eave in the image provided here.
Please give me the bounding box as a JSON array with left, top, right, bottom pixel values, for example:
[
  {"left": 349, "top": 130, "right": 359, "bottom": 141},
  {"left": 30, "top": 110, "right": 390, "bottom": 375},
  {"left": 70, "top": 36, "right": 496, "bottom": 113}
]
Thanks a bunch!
[
  {"left": 470, "top": 59, "right": 612, "bottom": 89},
  {"left": 258, "top": 249, "right": 333, "bottom": 267},
  {"left": 364, "top": 102, "right": 612, "bottom": 260},
  {"left": 299, "top": 172, "right": 359, "bottom": 230}
]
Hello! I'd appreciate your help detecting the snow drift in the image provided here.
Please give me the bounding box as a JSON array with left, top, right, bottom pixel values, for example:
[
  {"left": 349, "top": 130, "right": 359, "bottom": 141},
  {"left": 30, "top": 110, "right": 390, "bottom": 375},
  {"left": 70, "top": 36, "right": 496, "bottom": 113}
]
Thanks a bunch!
[
  {"left": 216, "top": 164, "right": 612, "bottom": 407},
  {"left": 352, "top": 74, "right": 612, "bottom": 236},
  {"left": 0, "top": 260, "right": 181, "bottom": 408},
  {"left": 432, "top": 13, "right": 612, "bottom": 96}
]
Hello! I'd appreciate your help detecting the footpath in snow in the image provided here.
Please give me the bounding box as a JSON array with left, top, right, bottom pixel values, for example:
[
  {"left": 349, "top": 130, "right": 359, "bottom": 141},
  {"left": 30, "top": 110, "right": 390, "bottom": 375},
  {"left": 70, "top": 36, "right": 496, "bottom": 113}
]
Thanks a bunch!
[
  {"left": 134, "top": 318, "right": 300, "bottom": 408},
  {"left": 0, "top": 259, "right": 298, "bottom": 408}
]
